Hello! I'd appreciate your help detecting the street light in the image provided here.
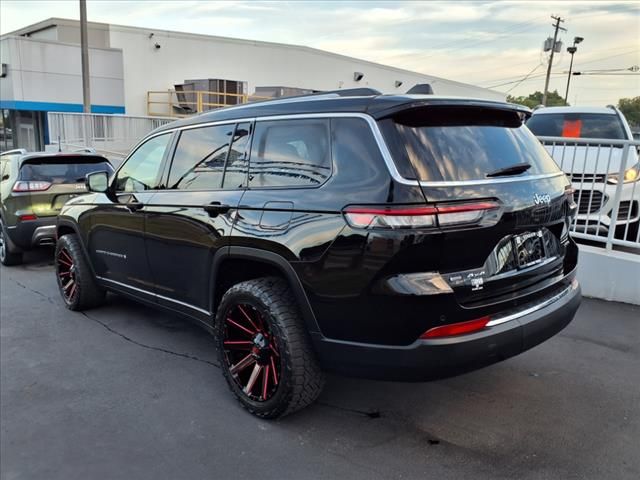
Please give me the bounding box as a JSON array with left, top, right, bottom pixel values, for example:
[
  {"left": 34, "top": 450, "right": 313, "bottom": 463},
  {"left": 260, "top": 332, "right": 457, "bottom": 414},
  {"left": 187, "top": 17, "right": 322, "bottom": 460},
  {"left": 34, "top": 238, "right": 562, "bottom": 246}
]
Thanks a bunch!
[{"left": 565, "top": 36, "right": 584, "bottom": 104}]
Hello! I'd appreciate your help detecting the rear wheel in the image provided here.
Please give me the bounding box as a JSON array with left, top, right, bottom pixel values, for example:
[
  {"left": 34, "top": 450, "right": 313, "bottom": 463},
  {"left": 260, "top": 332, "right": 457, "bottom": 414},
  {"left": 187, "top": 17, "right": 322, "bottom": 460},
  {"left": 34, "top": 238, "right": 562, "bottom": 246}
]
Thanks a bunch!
[
  {"left": 215, "top": 277, "right": 325, "bottom": 419},
  {"left": 55, "top": 234, "right": 105, "bottom": 310},
  {"left": 0, "top": 218, "right": 23, "bottom": 266}
]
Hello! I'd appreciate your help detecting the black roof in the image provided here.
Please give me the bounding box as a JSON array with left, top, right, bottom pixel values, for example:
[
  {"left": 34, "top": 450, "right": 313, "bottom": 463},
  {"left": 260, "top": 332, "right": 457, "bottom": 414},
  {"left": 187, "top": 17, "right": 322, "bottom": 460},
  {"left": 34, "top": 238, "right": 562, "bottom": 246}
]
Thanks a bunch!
[{"left": 154, "top": 93, "right": 530, "bottom": 133}]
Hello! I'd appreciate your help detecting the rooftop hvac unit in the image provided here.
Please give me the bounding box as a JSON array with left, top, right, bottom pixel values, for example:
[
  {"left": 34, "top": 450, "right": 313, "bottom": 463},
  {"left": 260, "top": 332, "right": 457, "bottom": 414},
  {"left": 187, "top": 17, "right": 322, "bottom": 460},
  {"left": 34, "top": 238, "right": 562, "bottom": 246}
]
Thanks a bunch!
[{"left": 174, "top": 78, "right": 248, "bottom": 114}]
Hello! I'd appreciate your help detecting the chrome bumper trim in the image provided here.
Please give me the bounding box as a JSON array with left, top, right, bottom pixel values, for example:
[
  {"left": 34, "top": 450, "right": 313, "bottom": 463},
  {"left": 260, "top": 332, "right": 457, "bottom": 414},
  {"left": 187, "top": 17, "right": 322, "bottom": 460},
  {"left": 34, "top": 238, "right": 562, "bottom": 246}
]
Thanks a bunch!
[{"left": 486, "top": 279, "right": 578, "bottom": 327}]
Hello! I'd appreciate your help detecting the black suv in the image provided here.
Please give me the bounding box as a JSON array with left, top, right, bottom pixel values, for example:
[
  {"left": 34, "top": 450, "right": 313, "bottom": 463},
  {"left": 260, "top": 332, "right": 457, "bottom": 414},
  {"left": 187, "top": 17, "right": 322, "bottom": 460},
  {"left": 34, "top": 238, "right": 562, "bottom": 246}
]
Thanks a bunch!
[{"left": 54, "top": 90, "right": 581, "bottom": 418}]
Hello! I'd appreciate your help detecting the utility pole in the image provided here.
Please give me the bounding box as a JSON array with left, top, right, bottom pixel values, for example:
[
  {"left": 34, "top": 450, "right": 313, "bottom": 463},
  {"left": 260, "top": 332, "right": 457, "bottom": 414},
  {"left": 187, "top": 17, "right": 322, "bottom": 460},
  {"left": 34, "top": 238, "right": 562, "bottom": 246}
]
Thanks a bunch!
[
  {"left": 542, "top": 15, "right": 565, "bottom": 106},
  {"left": 80, "top": 0, "right": 91, "bottom": 113}
]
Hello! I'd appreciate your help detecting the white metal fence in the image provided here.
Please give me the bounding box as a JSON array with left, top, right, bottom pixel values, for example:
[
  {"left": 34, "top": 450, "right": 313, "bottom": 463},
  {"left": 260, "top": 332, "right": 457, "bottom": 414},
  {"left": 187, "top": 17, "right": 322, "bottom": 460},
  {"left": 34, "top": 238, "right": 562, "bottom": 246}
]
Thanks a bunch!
[
  {"left": 538, "top": 135, "right": 640, "bottom": 251},
  {"left": 47, "top": 112, "right": 175, "bottom": 164}
]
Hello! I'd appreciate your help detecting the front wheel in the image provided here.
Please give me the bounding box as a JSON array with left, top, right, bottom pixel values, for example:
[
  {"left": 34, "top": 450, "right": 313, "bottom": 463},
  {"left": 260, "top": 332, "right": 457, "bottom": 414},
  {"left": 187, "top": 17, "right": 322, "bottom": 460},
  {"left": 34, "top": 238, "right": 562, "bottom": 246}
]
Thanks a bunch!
[
  {"left": 215, "top": 277, "right": 325, "bottom": 419},
  {"left": 55, "top": 234, "right": 105, "bottom": 310}
]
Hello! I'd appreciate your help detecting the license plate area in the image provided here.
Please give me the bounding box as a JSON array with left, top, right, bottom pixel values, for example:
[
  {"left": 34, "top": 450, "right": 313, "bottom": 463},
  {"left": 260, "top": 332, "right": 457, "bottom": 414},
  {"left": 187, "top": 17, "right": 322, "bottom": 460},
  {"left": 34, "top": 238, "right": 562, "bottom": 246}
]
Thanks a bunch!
[{"left": 513, "top": 231, "right": 546, "bottom": 269}]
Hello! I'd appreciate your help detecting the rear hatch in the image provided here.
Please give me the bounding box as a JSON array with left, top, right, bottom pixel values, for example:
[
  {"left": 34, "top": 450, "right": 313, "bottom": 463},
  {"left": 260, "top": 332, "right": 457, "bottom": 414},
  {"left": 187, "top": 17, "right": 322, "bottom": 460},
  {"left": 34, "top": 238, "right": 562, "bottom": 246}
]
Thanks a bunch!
[
  {"left": 378, "top": 104, "right": 577, "bottom": 307},
  {"left": 16, "top": 155, "right": 113, "bottom": 217}
]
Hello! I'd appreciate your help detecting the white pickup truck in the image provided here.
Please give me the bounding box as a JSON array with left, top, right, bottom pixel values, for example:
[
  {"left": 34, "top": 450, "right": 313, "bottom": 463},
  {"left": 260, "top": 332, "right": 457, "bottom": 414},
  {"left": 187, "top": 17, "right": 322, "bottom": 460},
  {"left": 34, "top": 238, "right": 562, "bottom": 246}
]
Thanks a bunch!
[{"left": 527, "top": 105, "right": 639, "bottom": 242}]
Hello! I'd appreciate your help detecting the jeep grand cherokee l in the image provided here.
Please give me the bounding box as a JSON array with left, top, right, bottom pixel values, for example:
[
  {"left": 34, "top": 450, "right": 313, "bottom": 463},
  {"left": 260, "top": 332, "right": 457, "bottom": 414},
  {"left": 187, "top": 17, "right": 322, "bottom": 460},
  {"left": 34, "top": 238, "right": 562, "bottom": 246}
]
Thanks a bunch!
[
  {"left": 54, "top": 90, "right": 581, "bottom": 418},
  {"left": 0, "top": 149, "right": 113, "bottom": 265}
]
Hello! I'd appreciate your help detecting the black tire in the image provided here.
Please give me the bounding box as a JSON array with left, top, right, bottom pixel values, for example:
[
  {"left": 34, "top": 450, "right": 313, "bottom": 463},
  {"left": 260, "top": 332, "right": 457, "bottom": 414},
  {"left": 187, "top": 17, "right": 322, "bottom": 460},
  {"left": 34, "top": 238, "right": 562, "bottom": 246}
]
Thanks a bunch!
[
  {"left": 215, "top": 277, "right": 325, "bottom": 419},
  {"left": 55, "top": 234, "right": 105, "bottom": 310},
  {"left": 0, "top": 217, "right": 23, "bottom": 266}
]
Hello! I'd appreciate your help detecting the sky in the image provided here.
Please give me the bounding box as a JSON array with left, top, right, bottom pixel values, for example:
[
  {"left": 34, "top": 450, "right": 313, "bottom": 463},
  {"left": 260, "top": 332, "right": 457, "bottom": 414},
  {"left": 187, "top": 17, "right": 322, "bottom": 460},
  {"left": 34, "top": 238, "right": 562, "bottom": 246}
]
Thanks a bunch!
[{"left": 1, "top": 0, "right": 638, "bottom": 106}]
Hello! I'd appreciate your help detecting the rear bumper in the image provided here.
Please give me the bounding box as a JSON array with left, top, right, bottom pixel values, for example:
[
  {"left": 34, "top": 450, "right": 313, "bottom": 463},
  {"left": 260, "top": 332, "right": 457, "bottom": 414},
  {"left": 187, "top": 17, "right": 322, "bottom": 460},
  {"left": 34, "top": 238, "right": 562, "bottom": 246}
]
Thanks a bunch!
[
  {"left": 312, "top": 280, "right": 581, "bottom": 381},
  {"left": 5, "top": 217, "right": 57, "bottom": 249}
]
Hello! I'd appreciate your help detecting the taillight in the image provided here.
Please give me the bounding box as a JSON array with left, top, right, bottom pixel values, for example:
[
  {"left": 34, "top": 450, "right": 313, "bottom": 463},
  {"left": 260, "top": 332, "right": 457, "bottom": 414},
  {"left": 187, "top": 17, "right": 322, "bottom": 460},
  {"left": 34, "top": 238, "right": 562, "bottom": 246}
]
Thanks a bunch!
[
  {"left": 420, "top": 316, "right": 491, "bottom": 339},
  {"left": 19, "top": 214, "right": 38, "bottom": 221},
  {"left": 343, "top": 201, "right": 500, "bottom": 230},
  {"left": 12, "top": 181, "right": 52, "bottom": 192}
]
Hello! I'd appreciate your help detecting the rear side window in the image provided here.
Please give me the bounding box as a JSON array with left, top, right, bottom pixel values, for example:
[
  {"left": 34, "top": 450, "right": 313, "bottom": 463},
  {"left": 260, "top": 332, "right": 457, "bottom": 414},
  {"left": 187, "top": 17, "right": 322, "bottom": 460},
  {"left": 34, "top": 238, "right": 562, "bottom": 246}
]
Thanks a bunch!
[
  {"left": 168, "top": 124, "right": 235, "bottom": 190},
  {"left": 248, "top": 119, "right": 331, "bottom": 188},
  {"left": 526, "top": 113, "right": 627, "bottom": 139},
  {"left": 19, "top": 157, "right": 113, "bottom": 184},
  {"left": 380, "top": 106, "right": 560, "bottom": 182}
]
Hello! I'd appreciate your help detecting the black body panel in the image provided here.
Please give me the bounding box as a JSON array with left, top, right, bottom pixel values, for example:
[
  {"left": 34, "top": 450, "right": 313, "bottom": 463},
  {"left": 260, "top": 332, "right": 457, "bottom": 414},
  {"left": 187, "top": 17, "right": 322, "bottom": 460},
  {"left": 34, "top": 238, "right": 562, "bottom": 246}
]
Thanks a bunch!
[{"left": 56, "top": 94, "right": 580, "bottom": 381}]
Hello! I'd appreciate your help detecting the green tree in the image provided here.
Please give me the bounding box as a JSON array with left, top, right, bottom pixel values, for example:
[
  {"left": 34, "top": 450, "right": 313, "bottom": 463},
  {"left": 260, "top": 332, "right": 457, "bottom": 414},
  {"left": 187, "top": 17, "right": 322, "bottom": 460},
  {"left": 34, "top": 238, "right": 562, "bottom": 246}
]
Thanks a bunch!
[
  {"left": 507, "top": 90, "right": 568, "bottom": 108},
  {"left": 617, "top": 97, "right": 640, "bottom": 128}
]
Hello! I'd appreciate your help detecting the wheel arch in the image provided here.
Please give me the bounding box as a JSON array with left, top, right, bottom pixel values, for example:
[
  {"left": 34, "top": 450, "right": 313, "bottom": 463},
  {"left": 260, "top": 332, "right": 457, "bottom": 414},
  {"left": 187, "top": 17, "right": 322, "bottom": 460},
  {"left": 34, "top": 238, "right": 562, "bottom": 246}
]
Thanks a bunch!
[{"left": 211, "top": 246, "right": 322, "bottom": 336}]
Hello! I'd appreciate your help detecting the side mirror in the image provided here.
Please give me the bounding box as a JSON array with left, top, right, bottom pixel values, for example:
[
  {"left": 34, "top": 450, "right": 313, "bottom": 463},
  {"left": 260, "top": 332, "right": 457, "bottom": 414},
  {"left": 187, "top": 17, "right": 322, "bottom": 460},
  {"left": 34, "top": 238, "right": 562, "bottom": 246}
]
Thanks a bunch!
[{"left": 86, "top": 171, "right": 110, "bottom": 193}]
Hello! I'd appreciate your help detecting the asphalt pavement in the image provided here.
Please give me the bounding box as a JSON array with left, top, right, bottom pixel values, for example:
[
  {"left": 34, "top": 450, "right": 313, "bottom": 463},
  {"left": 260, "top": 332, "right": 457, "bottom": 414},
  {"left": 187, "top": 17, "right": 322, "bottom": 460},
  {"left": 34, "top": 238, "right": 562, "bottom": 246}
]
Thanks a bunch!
[{"left": 1, "top": 249, "right": 639, "bottom": 480}]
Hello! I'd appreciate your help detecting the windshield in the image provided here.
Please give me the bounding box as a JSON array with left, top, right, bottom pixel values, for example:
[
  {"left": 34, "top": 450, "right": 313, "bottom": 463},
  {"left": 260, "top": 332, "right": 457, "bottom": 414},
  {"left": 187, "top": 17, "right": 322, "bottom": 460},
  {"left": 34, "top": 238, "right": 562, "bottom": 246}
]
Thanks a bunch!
[
  {"left": 526, "top": 112, "right": 627, "bottom": 140},
  {"left": 380, "top": 106, "right": 561, "bottom": 182},
  {"left": 19, "top": 157, "right": 113, "bottom": 184}
]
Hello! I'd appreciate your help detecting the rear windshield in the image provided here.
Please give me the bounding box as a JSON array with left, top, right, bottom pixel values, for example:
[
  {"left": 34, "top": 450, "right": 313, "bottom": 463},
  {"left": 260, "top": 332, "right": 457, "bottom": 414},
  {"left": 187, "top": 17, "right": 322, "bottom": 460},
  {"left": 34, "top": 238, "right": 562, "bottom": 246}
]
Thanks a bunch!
[
  {"left": 19, "top": 156, "right": 113, "bottom": 183},
  {"left": 526, "top": 112, "right": 627, "bottom": 140},
  {"left": 380, "top": 106, "right": 561, "bottom": 182}
]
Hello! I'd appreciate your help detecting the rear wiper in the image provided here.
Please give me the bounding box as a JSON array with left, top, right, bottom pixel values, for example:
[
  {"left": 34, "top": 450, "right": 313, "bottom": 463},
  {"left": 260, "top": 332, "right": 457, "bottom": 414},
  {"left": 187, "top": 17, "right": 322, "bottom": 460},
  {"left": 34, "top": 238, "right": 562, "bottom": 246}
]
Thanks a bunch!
[{"left": 486, "top": 163, "right": 531, "bottom": 178}]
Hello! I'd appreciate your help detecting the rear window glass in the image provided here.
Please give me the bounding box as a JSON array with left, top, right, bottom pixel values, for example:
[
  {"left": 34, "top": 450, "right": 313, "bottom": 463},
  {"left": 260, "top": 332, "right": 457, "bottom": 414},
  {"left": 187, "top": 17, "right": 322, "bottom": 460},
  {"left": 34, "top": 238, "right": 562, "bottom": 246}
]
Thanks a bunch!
[
  {"left": 19, "top": 157, "right": 113, "bottom": 184},
  {"left": 526, "top": 113, "right": 627, "bottom": 139},
  {"left": 380, "top": 106, "right": 560, "bottom": 182}
]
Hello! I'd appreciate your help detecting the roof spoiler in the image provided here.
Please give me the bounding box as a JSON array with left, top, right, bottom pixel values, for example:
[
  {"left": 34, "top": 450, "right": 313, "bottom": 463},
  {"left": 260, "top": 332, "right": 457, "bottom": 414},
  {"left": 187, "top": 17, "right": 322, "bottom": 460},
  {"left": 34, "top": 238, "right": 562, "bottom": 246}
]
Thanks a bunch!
[{"left": 406, "top": 84, "right": 434, "bottom": 95}]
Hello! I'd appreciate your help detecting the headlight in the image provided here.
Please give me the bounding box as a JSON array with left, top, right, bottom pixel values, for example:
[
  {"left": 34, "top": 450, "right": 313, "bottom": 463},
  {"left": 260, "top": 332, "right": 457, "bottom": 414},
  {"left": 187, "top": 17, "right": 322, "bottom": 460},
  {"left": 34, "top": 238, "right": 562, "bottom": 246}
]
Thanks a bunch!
[{"left": 608, "top": 163, "right": 640, "bottom": 184}]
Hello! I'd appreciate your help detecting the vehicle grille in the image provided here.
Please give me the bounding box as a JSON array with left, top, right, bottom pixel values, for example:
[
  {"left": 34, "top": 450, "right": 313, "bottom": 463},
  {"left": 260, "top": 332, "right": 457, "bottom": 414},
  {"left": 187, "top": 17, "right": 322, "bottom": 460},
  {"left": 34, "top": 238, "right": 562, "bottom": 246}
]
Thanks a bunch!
[
  {"left": 617, "top": 200, "right": 639, "bottom": 220},
  {"left": 574, "top": 190, "right": 607, "bottom": 214},
  {"left": 567, "top": 172, "right": 607, "bottom": 183}
]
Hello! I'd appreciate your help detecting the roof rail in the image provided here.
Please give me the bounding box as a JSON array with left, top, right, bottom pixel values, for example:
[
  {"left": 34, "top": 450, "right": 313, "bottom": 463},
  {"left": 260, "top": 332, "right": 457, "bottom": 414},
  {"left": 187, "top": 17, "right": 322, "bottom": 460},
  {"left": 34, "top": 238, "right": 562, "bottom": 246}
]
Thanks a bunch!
[
  {"left": 0, "top": 148, "right": 28, "bottom": 156},
  {"left": 302, "top": 87, "right": 381, "bottom": 98}
]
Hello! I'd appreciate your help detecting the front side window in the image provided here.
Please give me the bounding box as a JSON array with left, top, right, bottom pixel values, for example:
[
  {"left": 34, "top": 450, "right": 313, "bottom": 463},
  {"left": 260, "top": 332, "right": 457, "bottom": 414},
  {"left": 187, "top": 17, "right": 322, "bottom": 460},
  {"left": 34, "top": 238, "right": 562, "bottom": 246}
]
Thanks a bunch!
[
  {"left": 248, "top": 119, "right": 331, "bottom": 188},
  {"left": 116, "top": 133, "right": 171, "bottom": 192},
  {"left": 168, "top": 124, "right": 234, "bottom": 190}
]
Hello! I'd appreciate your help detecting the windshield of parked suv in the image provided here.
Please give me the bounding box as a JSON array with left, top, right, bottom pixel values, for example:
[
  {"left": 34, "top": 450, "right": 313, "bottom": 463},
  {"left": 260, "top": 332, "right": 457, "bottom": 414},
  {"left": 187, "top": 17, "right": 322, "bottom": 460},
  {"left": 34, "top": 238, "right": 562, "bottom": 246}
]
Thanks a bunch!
[
  {"left": 19, "top": 157, "right": 113, "bottom": 184},
  {"left": 380, "top": 106, "right": 561, "bottom": 182},
  {"left": 526, "top": 112, "right": 627, "bottom": 139}
]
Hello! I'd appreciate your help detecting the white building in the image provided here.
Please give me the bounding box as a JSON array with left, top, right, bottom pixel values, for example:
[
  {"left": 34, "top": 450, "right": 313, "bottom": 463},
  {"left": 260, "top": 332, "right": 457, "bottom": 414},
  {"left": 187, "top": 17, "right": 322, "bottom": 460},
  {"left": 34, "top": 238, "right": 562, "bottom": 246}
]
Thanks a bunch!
[{"left": 0, "top": 17, "right": 504, "bottom": 150}]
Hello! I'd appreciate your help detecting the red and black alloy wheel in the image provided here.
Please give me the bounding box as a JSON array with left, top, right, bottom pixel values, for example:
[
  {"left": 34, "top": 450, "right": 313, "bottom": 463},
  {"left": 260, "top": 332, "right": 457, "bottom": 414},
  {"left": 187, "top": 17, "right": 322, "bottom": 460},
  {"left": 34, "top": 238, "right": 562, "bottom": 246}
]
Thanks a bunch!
[
  {"left": 222, "top": 303, "right": 281, "bottom": 402},
  {"left": 216, "top": 277, "right": 325, "bottom": 418},
  {"left": 56, "top": 247, "right": 79, "bottom": 303},
  {"left": 54, "top": 234, "right": 105, "bottom": 311}
]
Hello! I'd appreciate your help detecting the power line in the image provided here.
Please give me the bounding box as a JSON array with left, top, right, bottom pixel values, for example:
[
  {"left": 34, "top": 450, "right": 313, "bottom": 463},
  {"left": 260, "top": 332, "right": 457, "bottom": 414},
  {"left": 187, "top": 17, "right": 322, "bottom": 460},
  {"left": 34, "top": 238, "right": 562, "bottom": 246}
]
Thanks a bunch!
[{"left": 505, "top": 64, "right": 544, "bottom": 93}]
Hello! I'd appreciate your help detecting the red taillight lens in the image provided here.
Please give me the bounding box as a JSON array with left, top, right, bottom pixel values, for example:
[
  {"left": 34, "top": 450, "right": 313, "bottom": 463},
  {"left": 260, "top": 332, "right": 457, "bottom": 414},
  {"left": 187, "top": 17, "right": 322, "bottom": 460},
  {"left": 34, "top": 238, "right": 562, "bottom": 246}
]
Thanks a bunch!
[
  {"left": 12, "top": 181, "right": 52, "bottom": 192},
  {"left": 343, "top": 201, "right": 500, "bottom": 230},
  {"left": 19, "top": 214, "right": 38, "bottom": 221},
  {"left": 420, "top": 316, "right": 491, "bottom": 339}
]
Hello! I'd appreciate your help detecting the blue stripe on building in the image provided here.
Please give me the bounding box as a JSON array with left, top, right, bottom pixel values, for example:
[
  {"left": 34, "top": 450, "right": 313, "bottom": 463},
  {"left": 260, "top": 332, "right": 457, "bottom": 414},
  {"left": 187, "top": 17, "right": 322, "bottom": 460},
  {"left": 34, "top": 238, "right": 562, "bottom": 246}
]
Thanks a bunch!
[{"left": 0, "top": 100, "right": 125, "bottom": 114}]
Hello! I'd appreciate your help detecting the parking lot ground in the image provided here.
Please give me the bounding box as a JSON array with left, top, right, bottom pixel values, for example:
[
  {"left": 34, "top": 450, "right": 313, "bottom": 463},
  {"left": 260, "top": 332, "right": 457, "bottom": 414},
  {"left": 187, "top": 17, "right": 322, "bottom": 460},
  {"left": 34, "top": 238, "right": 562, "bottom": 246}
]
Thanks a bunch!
[{"left": 1, "top": 250, "right": 639, "bottom": 480}]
